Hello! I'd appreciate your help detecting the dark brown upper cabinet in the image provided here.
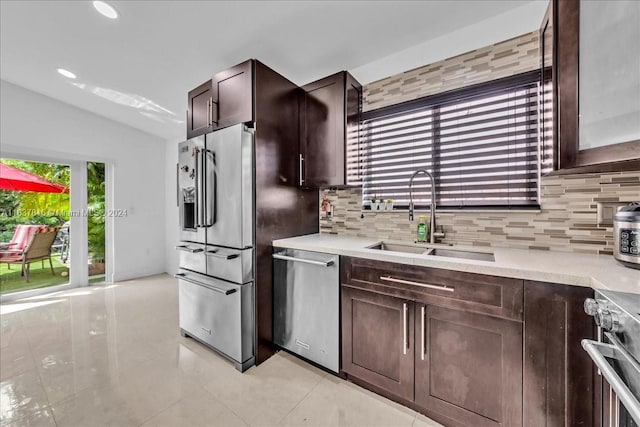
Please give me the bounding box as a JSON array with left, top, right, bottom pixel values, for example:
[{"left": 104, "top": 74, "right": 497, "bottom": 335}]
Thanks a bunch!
[
  {"left": 212, "top": 60, "right": 254, "bottom": 129},
  {"left": 186, "top": 60, "right": 254, "bottom": 139},
  {"left": 187, "top": 80, "right": 214, "bottom": 139},
  {"left": 300, "top": 71, "right": 362, "bottom": 188},
  {"left": 550, "top": 0, "right": 640, "bottom": 173}
]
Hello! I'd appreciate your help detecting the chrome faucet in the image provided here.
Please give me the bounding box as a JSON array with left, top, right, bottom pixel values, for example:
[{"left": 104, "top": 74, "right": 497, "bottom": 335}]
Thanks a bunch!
[{"left": 408, "top": 169, "right": 436, "bottom": 244}]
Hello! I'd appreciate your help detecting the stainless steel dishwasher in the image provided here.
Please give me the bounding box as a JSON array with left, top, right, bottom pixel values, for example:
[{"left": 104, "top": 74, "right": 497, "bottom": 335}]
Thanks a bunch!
[{"left": 273, "top": 248, "right": 339, "bottom": 373}]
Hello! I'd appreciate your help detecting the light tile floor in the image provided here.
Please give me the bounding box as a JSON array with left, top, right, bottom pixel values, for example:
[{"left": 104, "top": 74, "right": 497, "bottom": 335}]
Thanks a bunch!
[{"left": 0, "top": 274, "right": 442, "bottom": 427}]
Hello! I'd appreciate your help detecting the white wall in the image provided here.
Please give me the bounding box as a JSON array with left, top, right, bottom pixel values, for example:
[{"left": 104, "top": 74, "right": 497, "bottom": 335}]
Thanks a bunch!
[
  {"left": 0, "top": 80, "right": 166, "bottom": 282},
  {"left": 350, "top": 1, "right": 548, "bottom": 85},
  {"left": 164, "top": 138, "right": 179, "bottom": 276}
]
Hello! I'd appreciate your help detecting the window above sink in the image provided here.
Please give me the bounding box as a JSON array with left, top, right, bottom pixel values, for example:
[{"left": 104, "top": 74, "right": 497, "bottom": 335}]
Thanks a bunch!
[{"left": 355, "top": 71, "right": 543, "bottom": 211}]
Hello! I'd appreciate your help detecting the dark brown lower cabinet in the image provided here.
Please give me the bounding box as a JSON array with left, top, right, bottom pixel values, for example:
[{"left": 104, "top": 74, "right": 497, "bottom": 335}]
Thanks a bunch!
[
  {"left": 341, "top": 286, "right": 414, "bottom": 402},
  {"left": 415, "top": 303, "right": 523, "bottom": 427},
  {"left": 523, "top": 280, "right": 598, "bottom": 427},
  {"left": 340, "top": 257, "right": 598, "bottom": 427}
]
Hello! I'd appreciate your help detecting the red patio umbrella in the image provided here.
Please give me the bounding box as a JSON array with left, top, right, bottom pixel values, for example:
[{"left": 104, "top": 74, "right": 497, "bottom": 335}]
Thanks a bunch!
[{"left": 0, "top": 163, "right": 68, "bottom": 193}]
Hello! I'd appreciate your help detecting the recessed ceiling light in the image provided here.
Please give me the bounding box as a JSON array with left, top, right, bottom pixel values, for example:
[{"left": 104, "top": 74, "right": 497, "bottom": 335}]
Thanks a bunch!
[
  {"left": 93, "top": 1, "right": 118, "bottom": 19},
  {"left": 57, "top": 68, "right": 77, "bottom": 79}
]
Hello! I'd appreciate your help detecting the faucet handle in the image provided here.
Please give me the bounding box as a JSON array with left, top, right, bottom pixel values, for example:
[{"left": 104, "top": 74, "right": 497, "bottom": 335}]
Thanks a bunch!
[{"left": 433, "top": 225, "right": 445, "bottom": 240}]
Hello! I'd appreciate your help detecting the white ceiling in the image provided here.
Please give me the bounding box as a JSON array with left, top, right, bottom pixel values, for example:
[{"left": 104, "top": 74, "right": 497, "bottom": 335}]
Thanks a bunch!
[{"left": 0, "top": 0, "right": 544, "bottom": 142}]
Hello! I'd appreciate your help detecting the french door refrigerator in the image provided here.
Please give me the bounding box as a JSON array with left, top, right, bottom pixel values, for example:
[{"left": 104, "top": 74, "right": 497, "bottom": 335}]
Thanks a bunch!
[{"left": 176, "top": 124, "right": 255, "bottom": 372}]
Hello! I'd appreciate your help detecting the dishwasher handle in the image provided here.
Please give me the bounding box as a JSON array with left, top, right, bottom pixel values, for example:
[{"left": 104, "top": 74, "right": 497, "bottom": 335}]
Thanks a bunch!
[{"left": 272, "top": 253, "right": 335, "bottom": 267}]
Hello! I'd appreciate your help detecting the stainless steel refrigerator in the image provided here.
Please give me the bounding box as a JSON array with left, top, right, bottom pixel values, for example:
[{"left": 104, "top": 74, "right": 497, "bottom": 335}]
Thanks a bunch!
[{"left": 176, "top": 124, "right": 255, "bottom": 372}]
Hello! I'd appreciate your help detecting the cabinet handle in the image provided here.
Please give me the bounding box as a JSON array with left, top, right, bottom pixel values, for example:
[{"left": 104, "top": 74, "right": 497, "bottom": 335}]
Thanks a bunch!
[
  {"left": 210, "top": 97, "right": 218, "bottom": 125},
  {"left": 208, "top": 97, "right": 213, "bottom": 126},
  {"left": 380, "top": 276, "right": 454, "bottom": 292},
  {"left": 299, "top": 154, "right": 304, "bottom": 186},
  {"left": 421, "top": 305, "right": 426, "bottom": 361},
  {"left": 403, "top": 302, "right": 408, "bottom": 355}
]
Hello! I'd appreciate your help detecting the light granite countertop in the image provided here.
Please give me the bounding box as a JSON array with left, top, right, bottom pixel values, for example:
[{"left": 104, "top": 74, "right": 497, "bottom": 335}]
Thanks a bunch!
[{"left": 272, "top": 233, "right": 640, "bottom": 295}]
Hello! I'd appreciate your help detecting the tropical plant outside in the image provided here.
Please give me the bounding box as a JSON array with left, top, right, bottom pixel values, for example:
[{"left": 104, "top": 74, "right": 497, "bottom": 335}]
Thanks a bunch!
[
  {"left": 0, "top": 159, "right": 70, "bottom": 241},
  {"left": 87, "top": 162, "right": 106, "bottom": 264},
  {"left": 0, "top": 159, "right": 106, "bottom": 293}
]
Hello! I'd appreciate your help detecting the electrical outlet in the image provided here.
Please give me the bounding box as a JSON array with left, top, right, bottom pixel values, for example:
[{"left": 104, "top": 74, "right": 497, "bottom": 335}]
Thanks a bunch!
[{"left": 596, "top": 202, "right": 629, "bottom": 227}]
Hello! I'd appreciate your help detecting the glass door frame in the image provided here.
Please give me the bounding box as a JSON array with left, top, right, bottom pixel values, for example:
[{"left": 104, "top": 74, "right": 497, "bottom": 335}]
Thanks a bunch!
[{"left": 0, "top": 149, "right": 113, "bottom": 302}]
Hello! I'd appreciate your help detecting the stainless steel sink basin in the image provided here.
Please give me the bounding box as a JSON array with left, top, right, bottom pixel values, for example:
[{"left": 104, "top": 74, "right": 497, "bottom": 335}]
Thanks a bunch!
[
  {"left": 367, "top": 242, "right": 495, "bottom": 262},
  {"left": 367, "top": 242, "right": 430, "bottom": 255},
  {"left": 426, "top": 248, "right": 495, "bottom": 262}
]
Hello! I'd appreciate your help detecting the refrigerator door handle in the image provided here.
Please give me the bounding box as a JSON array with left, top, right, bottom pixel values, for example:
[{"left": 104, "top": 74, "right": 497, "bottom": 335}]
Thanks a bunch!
[
  {"left": 203, "top": 149, "right": 216, "bottom": 227},
  {"left": 206, "top": 249, "right": 238, "bottom": 260},
  {"left": 176, "top": 163, "right": 179, "bottom": 207},
  {"left": 174, "top": 273, "right": 236, "bottom": 295},
  {"left": 195, "top": 148, "right": 204, "bottom": 227},
  {"left": 175, "top": 245, "right": 204, "bottom": 253}
]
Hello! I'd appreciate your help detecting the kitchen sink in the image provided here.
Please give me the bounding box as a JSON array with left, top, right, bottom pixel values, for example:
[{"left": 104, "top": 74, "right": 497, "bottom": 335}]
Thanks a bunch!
[
  {"left": 367, "top": 242, "right": 430, "bottom": 254},
  {"left": 426, "top": 248, "right": 495, "bottom": 262},
  {"left": 367, "top": 242, "right": 495, "bottom": 261}
]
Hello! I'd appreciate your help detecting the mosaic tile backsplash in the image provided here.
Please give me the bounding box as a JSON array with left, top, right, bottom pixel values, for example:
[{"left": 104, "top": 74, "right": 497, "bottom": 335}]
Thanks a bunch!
[
  {"left": 319, "top": 171, "right": 640, "bottom": 254},
  {"left": 319, "top": 31, "right": 640, "bottom": 254},
  {"left": 363, "top": 31, "right": 539, "bottom": 112}
]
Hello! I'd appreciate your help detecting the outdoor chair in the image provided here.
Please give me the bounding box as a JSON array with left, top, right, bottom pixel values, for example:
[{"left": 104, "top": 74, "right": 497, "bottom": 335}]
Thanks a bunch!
[
  {"left": 0, "top": 224, "right": 43, "bottom": 256},
  {"left": 0, "top": 228, "right": 59, "bottom": 282}
]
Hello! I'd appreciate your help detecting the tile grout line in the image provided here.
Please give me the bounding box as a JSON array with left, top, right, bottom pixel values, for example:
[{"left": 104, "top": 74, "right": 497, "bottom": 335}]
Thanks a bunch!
[
  {"left": 199, "top": 383, "right": 251, "bottom": 427},
  {"left": 22, "top": 312, "right": 59, "bottom": 427},
  {"left": 274, "top": 369, "right": 330, "bottom": 426},
  {"left": 135, "top": 384, "right": 208, "bottom": 427}
]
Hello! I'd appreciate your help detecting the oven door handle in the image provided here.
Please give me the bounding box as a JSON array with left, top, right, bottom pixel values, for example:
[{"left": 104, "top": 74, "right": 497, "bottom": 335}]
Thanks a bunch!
[{"left": 582, "top": 339, "right": 640, "bottom": 424}]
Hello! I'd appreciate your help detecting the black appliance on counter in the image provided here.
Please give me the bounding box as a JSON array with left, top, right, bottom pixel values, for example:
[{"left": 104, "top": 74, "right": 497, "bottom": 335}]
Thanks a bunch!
[{"left": 614, "top": 202, "right": 640, "bottom": 270}]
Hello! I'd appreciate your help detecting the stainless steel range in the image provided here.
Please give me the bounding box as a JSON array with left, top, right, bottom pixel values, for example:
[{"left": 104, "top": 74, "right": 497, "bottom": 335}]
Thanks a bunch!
[
  {"left": 176, "top": 124, "right": 255, "bottom": 372},
  {"left": 584, "top": 290, "right": 640, "bottom": 426}
]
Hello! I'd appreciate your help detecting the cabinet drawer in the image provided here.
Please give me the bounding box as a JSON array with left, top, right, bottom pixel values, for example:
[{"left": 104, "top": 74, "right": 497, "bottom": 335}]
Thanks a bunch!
[{"left": 342, "top": 257, "right": 523, "bottom": 321}]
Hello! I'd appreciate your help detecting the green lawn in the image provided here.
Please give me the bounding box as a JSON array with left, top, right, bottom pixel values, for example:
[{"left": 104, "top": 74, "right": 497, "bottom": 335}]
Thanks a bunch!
[{"left": 0, "top": 254, "right": 70, "bottom": 295}]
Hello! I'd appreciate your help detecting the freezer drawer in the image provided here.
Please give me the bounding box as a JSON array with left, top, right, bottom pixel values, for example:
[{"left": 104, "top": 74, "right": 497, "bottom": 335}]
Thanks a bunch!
[
  {"left": 177, "top": 270, "right": 254, "bottom": 370},
  {"left": 205, "top": 245, "right": 253, "bottom": 284},
  {"left": 175, "top": 242, "right": 206, "bottom": 275},
  {"left": 273, "top": 249, "right": 340, "bottom": 373}
]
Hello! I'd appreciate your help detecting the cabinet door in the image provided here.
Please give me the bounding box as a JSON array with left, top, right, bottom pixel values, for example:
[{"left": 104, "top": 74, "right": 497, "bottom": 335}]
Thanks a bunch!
[
  {"left": 523, "top": 281, "right": 598, "bottom": 427},
  {"left": 345, "top": 73, "right": 363, "bottom": 185},
  {"left": 301, "top": 72, "right": 345, "bottom": 187},
  {"left": 187, "top": 80, "right": 213, "bottom": 139},
  {"left": 415, "top": 304, "right": 523, "bottom": 427},
  {"left": 554, "top": 0, "right": 640, "bottom": 172},
  {"left": 212, "top": 60, "right": 253, "bottom": 129},
  {"left": 341, "top": 286, "right": 414, "bottom": 402}
]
